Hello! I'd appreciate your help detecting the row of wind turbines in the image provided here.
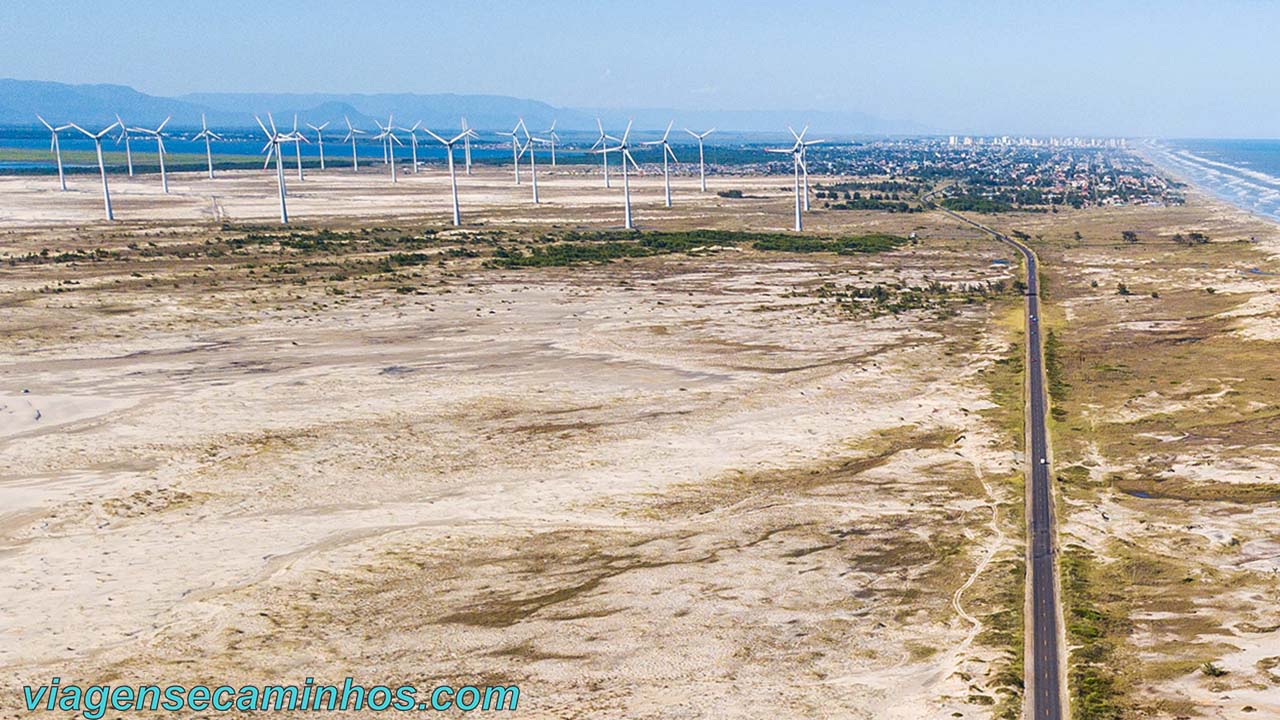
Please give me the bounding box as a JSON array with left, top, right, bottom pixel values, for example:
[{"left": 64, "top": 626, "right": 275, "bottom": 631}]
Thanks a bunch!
[{"left": 35, "top": 112, "right": 823, "bottom": 231}]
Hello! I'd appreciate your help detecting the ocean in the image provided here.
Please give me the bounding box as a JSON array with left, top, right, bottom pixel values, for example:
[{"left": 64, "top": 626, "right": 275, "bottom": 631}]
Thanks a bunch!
[
  {"left": 0, "top": 126, "right": 532, "bottom": 173},
  {"left": 1144, "top": 139, "right": 1280, "bottom": 222}
]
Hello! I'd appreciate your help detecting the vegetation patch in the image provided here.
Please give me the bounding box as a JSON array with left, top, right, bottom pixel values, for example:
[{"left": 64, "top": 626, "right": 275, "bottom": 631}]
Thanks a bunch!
[
  {"left": 1061, "top": 544, "right": 1129, "bottom": 720},
  {"left": 1044, "top": 330, "right": 1069, "bottom": 420},
  {"left": 800, "top": 278, "right": 1017, "bottom": 319},
  {"left": 486, "top": 230, "right": 907, "bottom": 268},
  {"left": 1111, "top": 476, "right": 1280, "bottom": 504}
]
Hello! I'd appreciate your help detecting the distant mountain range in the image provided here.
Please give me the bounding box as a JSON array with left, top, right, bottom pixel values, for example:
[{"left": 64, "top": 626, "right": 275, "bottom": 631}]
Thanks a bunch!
[{"left": 0, "top": 78, "right": 928, "bottom": 135}]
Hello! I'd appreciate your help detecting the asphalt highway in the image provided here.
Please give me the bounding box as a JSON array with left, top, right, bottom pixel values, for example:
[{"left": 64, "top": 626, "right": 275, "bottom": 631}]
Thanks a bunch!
[{"left": 934, "top": 205, "right": 1064, "bottom": 720}]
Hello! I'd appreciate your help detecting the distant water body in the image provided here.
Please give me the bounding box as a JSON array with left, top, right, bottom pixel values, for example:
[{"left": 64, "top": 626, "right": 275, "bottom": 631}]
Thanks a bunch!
[{"left": 1145, "top": 139, "right": 1280, "bottom": 222}]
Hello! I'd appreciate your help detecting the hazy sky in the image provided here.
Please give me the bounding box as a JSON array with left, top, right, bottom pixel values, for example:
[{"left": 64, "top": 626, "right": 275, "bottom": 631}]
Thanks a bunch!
[{"left": 3, "top": 0, "right": 1275, "bottom": 137}]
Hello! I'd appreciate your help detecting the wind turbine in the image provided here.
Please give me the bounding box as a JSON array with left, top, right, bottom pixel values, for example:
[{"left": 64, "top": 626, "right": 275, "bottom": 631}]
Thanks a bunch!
[
  {"left": 289, "top": 115, "right": 309, "bottom": 181},
  {"left": 192, "top": 113, "right": 223, "bottom": 180},
  {"left": 114, "top": 114, "right": 135, "bottom": 176},
  {"left": 519, "top": 132, "right": 552, "bottom": 204},
  {"left": 343, "top": 115, "right": 366, "bottom": 172},
  {"left": 684, "top": 127, "right": 715, "bottom": 192},
  {"left": 37, "top": 115, "right": 70, "bottom": 191},
  {"left": 765, "top": 128, "right": 822, "bottom": 232},
  {"left": 590, "top": 120, "right": 641, "bottom": 230},
  {"left": 543, "top": 120, "right": 559, "bottom": 166},
  {"left": 460, "top": 117, "right": 473, "bottom": 174},
  {"left": 373, "top": 115, "right": 403, "bottom": 183},
  {"left": 425, "top": 127, "right": 478, "bottom": 226},
  {"left": 641, "top": 121, "right": 679, "bottom": 207},
  {"left": 498, "top": 118, "right": 527, "bottom": 184},
  {"left": 306, "top": 120, "right": 329, "bottom": 170},
  {"left": 256, "top": 114, "right": 298, "bottom": 224},
  {"left": 68, "top": 120, "right": 121, "bottom": 220},
  {"left": 788, "top": 125, "right": 824, "bottom": 211},
  {"left": 589, "top": 118, "right": 618, "bottom": 188},
  {"left": 129, "top": 116, "right": 172, "bottom": 193},
  {"left": 402, "top": 121, "right": 423, "bottom": 173}
]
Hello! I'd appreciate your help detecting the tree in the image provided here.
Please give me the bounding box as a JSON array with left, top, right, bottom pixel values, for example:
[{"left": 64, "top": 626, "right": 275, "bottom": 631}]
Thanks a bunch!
[
  {"left": 1121, "top": 230, "right": 1139, "bottom": 244},
  {"left": 1117, "top": 282, "right": 1132, "bottom": 296}
]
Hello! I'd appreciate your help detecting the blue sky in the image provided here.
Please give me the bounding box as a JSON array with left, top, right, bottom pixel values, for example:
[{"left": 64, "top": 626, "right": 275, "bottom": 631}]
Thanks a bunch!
[{"left": 2, "top": 0, "right": 1275, "bottom": 137}]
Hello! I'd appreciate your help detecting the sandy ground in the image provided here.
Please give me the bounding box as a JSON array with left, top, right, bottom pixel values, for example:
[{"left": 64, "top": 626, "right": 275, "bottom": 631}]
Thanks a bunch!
[
  {"left": 0, "top": 168, "right": 1025, "bottom": 718},
  {"left": 992, "top": 193, "right": 1280, "bottom": 718},
  {"left": 0, "top": 163, "right": 939, "bottom": 238}
]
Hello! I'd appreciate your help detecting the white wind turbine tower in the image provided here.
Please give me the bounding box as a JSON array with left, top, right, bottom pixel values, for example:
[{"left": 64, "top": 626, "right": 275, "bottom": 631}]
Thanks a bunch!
[
  {"left": 498, "top": 118, "right": 527, "bottom": 184},
  {"left": 114, "top": 114, "right": 135, "bottom": 176},
  {"left": 305, "top": 120, "right": 329, "bottom": 170},
  {"left": 256, "top": 114, "right": 298, "bottom": 224},
  {"left": 402, "top": 121, "right": 423, "bottom": 173},
  {"left": 684, "top": 127, "right": 715, "bottom": 192},
  {"left": 68, "top": 120, "right": 122, "bottom": 220},
  {"left": 343, "top": 116, "right": 366, "bottom": 172},
  {"left": 766, "top": 128, "right": 822, "bottom": 232},
  {"left": 129, "top": 116, "right": 172, "bottom": 193},
  {"left": 590, "top": 120, "right": 641, "bottom": 230},
  {"left": 192, "top": 114, "right": 223, "bottom": 180},
  {"left": 289, "top": 115, "right": 309, "bottom": 181},
  {"left": 37, "top": 115, "right": 70, "bottom": 191},
  {"left": 788, "top": 125, "right": 823, "bottom": 211},
  {"left": 425, "top": 127, "right": 478, "bottom": 226},
  {"left": 641, "top": 120, "right": 680, "bottom": 207},
  {"left": 373, "top": 115, "right": 403, "bottom": 183},
  {"left": 543, "top": 120, "right": 559, "bottom": 166},
  {"left": 518, "top": 131, "right": 552, "bottom": 204},
  {"left": 589, "top": 118, "right": 618, "bottom": 188},
  {"left": 460, "top": 117, "right": 473, "bottom": 174}
]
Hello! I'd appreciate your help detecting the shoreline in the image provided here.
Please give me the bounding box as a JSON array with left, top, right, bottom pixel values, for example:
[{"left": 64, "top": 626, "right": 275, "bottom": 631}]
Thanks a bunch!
[{"left": 1136, "top": 139, "right": 1280, "bottom": 227}]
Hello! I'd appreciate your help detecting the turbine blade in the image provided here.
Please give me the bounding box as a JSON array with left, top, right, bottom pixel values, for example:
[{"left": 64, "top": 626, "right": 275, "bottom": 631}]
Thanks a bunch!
[{"left": 157, "top": 116, "right": 171, "bottom": 132}]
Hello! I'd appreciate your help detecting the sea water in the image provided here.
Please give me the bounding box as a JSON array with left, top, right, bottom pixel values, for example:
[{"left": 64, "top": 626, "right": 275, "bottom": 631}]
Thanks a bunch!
[{"left": 1145, "top": 138, "right": 1280, "bottom": 222}]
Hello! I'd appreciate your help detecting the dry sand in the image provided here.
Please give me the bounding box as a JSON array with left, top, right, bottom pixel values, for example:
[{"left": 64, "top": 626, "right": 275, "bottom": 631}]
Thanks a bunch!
[{"left": 0, "top": 168, "right": 1025, "bottom": 718}]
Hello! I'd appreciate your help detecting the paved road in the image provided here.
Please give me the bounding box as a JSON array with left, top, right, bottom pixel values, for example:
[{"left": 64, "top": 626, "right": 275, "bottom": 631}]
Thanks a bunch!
[{"left": 933, "top": 205, "right": 1064, "bottom": 720}]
